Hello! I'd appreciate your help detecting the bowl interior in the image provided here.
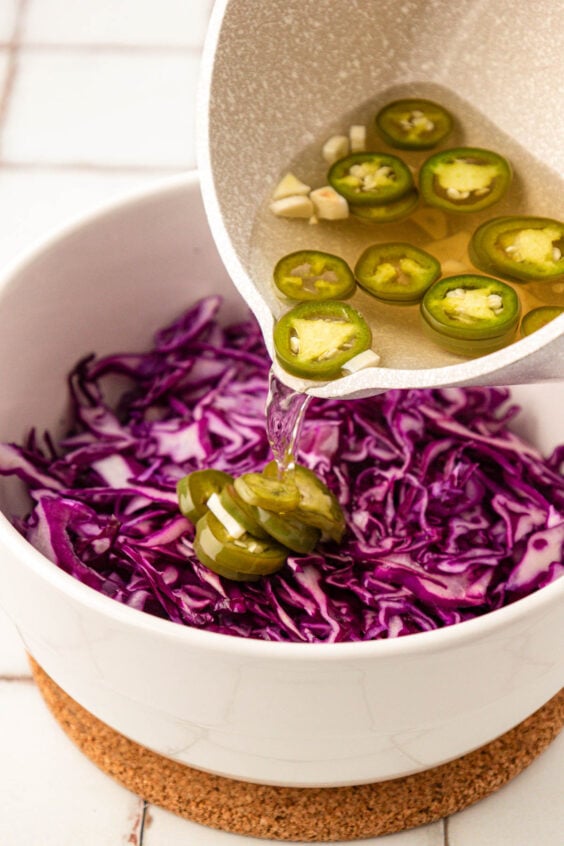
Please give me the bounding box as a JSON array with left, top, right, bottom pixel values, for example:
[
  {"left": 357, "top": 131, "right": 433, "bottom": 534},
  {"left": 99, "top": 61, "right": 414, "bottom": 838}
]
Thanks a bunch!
[{"left": 0, "top": 176, "right": 248, "bottom": 519}]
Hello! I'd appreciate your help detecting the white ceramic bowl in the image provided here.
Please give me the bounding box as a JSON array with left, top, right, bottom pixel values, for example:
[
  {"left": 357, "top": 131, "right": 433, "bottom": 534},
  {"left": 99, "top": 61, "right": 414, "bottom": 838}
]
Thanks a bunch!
[{"left": 0, "top": 172, "right": 562, "bottom": 788}]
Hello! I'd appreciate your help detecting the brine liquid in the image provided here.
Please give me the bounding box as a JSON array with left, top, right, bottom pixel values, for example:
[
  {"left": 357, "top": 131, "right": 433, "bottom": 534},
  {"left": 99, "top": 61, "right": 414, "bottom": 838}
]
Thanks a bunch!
[
  {"left": 266, "top": 370, "right": 310, "bottom": 475},
  {"left": 250, "top": 82, "right": 564, "bottom": 373}
]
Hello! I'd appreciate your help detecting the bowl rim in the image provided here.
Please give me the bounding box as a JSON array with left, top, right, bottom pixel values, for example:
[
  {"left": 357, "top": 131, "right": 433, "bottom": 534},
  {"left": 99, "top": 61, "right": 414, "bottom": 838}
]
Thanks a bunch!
[
  {"left": 0, "top": 169, "right": 562, "bottom": 662},
  {"left": 0, "top": 171, "right": 197, "bottom": 290},
  {"left": 2, "top": 510, "right": 563, "bottom": 660}
]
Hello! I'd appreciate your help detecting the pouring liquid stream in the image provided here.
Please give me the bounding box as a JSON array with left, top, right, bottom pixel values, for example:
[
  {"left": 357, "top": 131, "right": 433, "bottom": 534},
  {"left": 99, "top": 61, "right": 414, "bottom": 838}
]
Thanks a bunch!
[{"left": 266, "top": 370, "right": 311, "bottom": 476}]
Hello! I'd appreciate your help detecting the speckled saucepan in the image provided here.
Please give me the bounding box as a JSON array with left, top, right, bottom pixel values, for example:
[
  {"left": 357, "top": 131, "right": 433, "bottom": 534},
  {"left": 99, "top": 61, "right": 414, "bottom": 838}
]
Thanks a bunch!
[{"left": 197, "top": 0, "right": 564, "bottom": 399}]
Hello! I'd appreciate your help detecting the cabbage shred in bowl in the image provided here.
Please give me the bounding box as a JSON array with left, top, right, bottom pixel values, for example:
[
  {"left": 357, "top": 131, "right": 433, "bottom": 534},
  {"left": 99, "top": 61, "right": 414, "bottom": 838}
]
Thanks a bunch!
[{"left": 0, "top": 296, "right": 562, "bottom": 642}]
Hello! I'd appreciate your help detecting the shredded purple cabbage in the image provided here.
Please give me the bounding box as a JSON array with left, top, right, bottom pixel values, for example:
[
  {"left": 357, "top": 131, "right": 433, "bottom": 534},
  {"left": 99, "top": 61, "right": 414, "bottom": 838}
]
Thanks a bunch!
[{"left": 1, "top": 296, "right": 563, "bottom": 642}]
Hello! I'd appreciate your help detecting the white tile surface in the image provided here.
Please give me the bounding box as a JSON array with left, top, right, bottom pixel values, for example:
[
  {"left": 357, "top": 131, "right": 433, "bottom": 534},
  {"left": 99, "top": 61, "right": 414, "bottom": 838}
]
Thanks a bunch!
[
  {"left": 447, "top": 731, "right": 564, "bottom": 846},
  {"left": 0, "top": 680, "right": 144, "bottom": 846},
  {"left": 0, "top": 1, "right": 18, "bottom": 42},
  {"left": 22, "top": 0, "right": 214, "bottom": 48},
  {"left": 0, "top": 48, "right": 10, "bottom": 93},
  {"left": 2, "top": 50, "right": 199, "bottom": 167},
  {"left": 0, "top": 605, "right": 29, "bottom": 676}
]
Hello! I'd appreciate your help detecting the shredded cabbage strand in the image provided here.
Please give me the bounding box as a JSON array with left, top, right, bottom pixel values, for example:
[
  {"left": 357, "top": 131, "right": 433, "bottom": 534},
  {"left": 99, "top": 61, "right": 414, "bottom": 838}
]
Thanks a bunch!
[{"left": 1, "top": 296, "right": 562, "bottom": 642}]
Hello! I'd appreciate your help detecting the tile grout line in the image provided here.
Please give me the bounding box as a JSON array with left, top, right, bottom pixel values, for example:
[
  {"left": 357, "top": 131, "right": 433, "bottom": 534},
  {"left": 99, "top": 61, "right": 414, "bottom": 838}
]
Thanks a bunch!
[
  {"left": 0, "top": 0, "right": 30, "bottom": 150},
  {"left": 0, "top": 160, "right": 188, "bottom": 173},
  {"left": 2, "top": 42, "right": 203, "bottom": 55},
  {"left": 138, "top": 800, "right": 149, "bottom": 845},
  {"left": 443, "top": 816, "right": 451, "bottom": 846}
]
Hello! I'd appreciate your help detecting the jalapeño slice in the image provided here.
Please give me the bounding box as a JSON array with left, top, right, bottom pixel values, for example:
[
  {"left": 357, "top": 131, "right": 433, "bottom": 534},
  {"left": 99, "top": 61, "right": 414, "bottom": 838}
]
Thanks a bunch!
[
  {"left": 328, "top": 152, "right": 414, "bottom": 206},
  {"left": 217, "top": 483, "right": 270, "bottom": 540},
  {"left": 375, "top": 98, "right": 453, "bottom": 150},
  {"left": 234, "top": 471, "right": 300, "bottom": 512},
  {"left": 177, "top": 469, "right": 233, "bottom": 524},
  {"left": 194, "top": 512, "right": 287, "bottom": 581},
  {"left": 264, "top": 461, "right": 346, "bottom": 543},
  {"left": 420, "top": 274, "right": 520, "bottom": 356},
  {"left": 273, "top": 300, "right": 372, "bottom": 380},
  {"left": 469, "top": 216, "right": 564, "bottom": 283},
  {"left": 349, "top": 189, "right": 419, "bottom": 224},
  {"left": 354, "top": 242, "right": 441, "bottom": 303},
  {"left": 419, "top": 147, "right": 511, "bottom": 213},
  {"left": 521, "top": 306, "right": 564, "bottom": 337},
  {"left": 255, "top": 508, "right": 321, "bottom": 554},
  {"left": 273, "top": 250, "right": 356, "bottom": 301}
]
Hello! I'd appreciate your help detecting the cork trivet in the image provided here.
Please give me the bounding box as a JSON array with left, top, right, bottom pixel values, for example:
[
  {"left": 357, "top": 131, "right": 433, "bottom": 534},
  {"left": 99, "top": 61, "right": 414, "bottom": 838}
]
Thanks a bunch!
[{"left": 30, "top": 658, "right": 563, "bottom": 842}]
